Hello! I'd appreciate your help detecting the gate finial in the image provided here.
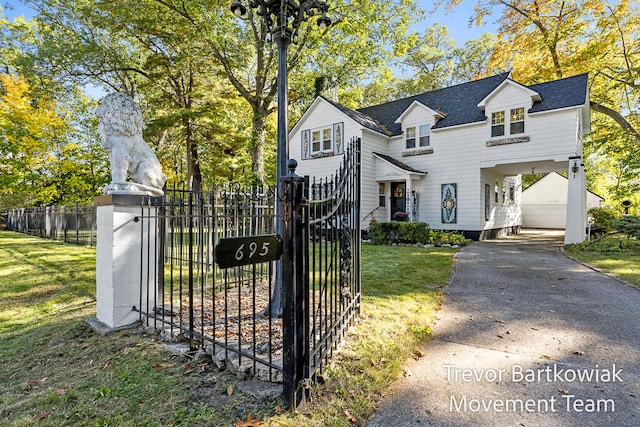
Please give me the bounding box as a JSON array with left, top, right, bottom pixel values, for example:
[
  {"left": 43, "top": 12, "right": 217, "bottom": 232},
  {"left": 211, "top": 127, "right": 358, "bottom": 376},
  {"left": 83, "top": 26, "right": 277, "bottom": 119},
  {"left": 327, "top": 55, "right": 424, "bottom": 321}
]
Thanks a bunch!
[{"left": 287, "top": 159, "right": 298, "bottom": 176}]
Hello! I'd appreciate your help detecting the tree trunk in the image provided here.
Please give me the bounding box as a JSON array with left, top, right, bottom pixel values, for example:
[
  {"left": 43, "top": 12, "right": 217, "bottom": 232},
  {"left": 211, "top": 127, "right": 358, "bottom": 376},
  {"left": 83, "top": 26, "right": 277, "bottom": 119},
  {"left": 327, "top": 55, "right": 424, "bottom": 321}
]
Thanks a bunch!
[
  {"left": 251, "top": 109, "right": 267, "bottom": 184},
  {"left": 590, "top": 101, "right": 640, "bottom": 142},
  {"left": 184, "top": 117, "right": 202, "bottom": 191}
]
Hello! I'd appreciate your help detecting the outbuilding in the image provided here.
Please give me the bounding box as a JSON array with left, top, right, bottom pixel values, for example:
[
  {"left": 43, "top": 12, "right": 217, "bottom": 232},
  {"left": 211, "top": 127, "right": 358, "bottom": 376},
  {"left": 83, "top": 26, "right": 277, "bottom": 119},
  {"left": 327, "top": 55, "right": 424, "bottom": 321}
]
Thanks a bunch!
[{"left": 521, "top": 172, "right": 604, "bottom": 229}]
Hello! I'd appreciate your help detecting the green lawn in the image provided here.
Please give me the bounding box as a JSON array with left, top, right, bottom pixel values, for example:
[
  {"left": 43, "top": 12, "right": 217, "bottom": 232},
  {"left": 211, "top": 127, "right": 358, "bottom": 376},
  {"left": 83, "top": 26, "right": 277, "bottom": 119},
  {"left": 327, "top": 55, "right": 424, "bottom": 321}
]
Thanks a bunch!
[
  {"left": 565, "top": 234, "right": 640, "bottom": 286},
  {"left": 0, "top": 231, "right": 454, "bottom": 426}
]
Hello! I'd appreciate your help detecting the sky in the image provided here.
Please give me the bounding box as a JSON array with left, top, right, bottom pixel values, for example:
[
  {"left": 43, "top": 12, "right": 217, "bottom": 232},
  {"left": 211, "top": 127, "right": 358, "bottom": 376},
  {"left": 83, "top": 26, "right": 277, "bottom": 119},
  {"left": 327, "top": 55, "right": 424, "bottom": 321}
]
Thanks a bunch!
[
  {"left": 417, "top": 1, "right": 498, "bottom": 44},
  {"left": 3, "top": 0, "right": 497, "bottom": 45},
  {"left": 2, "top": 0, "right": 498, "bottom": 98}
]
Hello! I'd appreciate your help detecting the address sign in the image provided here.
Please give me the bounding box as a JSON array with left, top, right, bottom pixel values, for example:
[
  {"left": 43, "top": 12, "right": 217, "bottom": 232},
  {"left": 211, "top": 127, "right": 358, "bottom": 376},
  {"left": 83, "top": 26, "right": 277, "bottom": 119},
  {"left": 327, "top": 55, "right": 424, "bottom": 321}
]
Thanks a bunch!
[{"left": 214, "top": 234, "right": 283, "bottom": 268}]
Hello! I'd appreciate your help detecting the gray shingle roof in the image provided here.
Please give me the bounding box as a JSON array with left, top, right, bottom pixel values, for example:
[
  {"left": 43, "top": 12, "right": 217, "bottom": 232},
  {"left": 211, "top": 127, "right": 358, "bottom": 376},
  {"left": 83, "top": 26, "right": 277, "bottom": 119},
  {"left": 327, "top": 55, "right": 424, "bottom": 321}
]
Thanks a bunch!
[
  {"left": 358, "top": 72, "right": 511, "bottom": 135},
  {"left": 528, "top": 73, "right": 589, "bottom": 114},
  {"left": 323, "top": 72, "right": 589, "bottom": 137}
]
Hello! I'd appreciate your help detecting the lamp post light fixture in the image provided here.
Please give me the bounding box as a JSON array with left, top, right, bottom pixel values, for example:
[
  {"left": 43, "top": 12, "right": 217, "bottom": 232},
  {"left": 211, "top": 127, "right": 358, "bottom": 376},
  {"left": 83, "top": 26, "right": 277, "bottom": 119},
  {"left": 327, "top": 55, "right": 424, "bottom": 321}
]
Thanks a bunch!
[
  {"left": 230, "top": 0, "right": 331, "bottom": 316},
  {"left": 230, "top": 0, "right": 330, "bottom": 182}
]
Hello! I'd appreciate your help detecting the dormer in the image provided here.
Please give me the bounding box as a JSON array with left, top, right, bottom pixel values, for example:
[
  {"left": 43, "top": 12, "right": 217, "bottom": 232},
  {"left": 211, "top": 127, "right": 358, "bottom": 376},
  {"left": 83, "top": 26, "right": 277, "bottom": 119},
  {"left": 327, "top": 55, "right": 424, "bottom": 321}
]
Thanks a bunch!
[
  {"left": 395, "top": 101, "right": 445, "bottom": 152},
  {"left": 394, "top": 100, "right": 446, "bottom": 125},
  {"left": 477, "top": 79, "right": 542, "bottom": 111}
]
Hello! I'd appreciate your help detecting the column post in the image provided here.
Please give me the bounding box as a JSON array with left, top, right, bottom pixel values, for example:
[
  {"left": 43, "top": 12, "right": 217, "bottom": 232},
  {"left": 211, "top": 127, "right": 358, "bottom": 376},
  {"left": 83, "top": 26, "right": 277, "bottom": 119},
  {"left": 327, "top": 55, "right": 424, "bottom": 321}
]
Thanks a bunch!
[
  {"left": 88, "top": 194, "right": 162, "bottom": 334},
  {"left": 565, "top": 156, "right": 587, "bottom": 244}
]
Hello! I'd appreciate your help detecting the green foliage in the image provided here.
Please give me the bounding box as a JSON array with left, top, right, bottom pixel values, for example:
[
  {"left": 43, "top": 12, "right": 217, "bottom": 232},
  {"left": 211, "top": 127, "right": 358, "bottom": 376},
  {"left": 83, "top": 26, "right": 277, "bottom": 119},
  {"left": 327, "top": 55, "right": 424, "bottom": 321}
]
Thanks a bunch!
[
  {"left": 564, "top": 234, "right": 640, "bottom": 286},
  {"left": 369, "top": 221, "right": 468, "bottom": 246},
  {"left": 614, "top": 215, "right": 640, "bottom": 239},
  {"left": 589, "top": 206, "right": 620, "bottom": 231},
  {"left": 369, "top": 221, "right": 430, "bottom": 244},
  {"left": 428, "top": 230, "right": 468, "bottom": 246}
]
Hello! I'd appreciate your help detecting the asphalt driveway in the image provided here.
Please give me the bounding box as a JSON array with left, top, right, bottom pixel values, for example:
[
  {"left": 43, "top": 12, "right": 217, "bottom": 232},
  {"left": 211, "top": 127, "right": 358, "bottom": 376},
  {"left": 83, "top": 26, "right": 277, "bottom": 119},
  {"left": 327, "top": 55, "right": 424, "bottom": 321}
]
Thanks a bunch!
[{"left": 367, "top": 230, "right": 639, "bottom": 427}]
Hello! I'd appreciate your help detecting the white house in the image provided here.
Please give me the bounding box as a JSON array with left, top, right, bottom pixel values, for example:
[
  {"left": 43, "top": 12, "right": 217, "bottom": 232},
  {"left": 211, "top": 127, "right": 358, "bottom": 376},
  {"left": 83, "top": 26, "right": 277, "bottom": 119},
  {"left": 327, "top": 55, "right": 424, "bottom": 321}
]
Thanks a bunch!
[
  {"left": 288, "top": 72, "right": 591, "bottom": 244},
  {"left": 521, "top": 172, "right": 603, "bottom": 229}
]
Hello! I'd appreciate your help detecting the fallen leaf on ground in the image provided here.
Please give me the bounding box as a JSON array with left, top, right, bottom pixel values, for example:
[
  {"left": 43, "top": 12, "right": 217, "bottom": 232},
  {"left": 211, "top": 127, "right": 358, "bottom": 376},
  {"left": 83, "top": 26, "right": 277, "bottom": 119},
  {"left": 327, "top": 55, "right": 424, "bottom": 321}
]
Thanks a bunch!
[
  {"left": 496, "top": 334, "right": 504, "bottom": 339},
  {"left": 559, "top": 388, "right": 570, "bottom": 394},
  {"left": 573, "top": 351, "right": 585, "bottom": 355},
  {"left": 227, "top": 385, "right": 234, "bottom": 396},
  {"left": 36, "top": 413, "right": 49, "bottom": 421},
  {"left": 235, "top": 414, "right": 263, "bottom": 427},
  {"left": 57, "top": 389, "right": 68, "bottom": 396},
  {"left": 540, "top": 355, "right": 551, "bottom": 360},
  {"left": 344, "top": 410, "right": 357, "bottom": 423}
]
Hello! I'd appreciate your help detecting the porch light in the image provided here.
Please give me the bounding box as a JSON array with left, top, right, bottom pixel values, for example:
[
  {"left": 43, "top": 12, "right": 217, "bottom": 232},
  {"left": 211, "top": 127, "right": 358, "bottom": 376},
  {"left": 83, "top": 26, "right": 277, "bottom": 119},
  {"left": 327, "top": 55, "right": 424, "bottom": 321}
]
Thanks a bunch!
[{"left": 572, "top": 160, "right": 579, "bottom": 176}]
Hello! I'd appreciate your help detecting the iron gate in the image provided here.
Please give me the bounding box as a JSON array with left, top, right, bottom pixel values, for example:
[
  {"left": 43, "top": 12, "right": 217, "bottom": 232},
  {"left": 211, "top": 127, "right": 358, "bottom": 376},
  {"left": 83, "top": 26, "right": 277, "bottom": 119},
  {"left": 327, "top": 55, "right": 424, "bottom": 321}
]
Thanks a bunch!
[{"left": 136, "top": 136, "right": 361, "bottom": 408}]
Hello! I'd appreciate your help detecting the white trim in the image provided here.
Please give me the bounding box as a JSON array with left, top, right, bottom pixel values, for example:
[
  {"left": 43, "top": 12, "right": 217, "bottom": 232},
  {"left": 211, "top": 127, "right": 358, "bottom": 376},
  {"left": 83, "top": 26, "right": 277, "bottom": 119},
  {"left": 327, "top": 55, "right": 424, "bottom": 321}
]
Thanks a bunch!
[
  {"left": 431, "top": 120, "right": 486, "bottom": 132},
  {"left": 394, "top": 100, "right": 445, "bottom": 123},
  {"left": 477, "top": 79, "right": 542, "bottom": 110},
  {"left": 372, "top": 152, "right": 427, "bottom": 176},
  {"left": 528, "top": 105, "right": 585, "bottom": 116}
]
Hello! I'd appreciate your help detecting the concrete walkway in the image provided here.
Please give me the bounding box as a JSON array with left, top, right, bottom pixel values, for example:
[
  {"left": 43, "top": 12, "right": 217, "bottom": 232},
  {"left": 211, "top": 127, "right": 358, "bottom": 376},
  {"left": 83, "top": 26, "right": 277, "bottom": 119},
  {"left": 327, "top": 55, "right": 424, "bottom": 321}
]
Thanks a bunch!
[{"left": 367, "top": 230, "right": 639, "bottom": 427}]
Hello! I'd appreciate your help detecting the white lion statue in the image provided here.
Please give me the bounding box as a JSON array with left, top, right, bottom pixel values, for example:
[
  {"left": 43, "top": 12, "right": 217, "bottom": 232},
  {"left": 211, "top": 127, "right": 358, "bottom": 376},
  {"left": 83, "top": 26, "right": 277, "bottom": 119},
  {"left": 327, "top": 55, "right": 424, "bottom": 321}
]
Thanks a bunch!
[{"left": 96, "top": 93, "right": 166, "bottom": 196}]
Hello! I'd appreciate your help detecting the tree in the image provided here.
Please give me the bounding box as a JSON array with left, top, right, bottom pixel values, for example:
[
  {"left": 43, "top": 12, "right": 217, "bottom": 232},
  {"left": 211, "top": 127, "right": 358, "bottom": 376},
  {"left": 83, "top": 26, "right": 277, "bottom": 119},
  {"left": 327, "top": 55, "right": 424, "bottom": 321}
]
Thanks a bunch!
[
  {"left": 392, "top": 25, "right": 499, "bottom": 98},
  {"left": 439, "top": 0, "right": 640, "bottom": 205},
  {"left": 19, "top": 0, "right": 251, "bottom": 191},
  {"left": 0, "top": 72, "right": 106, "bottom": 209},
  {"left": 145, "top": 0, "right": 423, "bottom": 183},
  {"left": 439, "top": 0, "right": 640, "bottom": 139}
]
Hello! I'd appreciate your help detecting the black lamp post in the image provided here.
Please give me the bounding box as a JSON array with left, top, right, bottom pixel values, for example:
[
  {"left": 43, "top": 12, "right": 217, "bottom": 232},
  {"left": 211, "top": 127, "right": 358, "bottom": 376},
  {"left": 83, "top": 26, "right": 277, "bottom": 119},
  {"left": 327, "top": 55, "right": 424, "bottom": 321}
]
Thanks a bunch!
[{"left": 230, "top": 0, "right": 331, "bottom": 316}]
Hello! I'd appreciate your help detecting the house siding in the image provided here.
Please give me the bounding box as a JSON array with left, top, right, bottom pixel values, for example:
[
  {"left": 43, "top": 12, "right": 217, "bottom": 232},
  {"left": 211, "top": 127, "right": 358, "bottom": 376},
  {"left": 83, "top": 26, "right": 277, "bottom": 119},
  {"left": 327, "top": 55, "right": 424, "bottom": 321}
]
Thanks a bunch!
[{"left": 289, "top": 74, "right": 589, "bottom": 240}]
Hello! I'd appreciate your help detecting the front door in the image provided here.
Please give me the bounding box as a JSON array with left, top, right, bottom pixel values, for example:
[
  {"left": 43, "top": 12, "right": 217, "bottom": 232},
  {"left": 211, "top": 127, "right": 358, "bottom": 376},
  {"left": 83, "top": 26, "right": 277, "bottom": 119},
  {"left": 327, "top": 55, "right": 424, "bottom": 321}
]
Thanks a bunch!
[{"left": 390, "top": 182, "right": 406, "bottom": 218}]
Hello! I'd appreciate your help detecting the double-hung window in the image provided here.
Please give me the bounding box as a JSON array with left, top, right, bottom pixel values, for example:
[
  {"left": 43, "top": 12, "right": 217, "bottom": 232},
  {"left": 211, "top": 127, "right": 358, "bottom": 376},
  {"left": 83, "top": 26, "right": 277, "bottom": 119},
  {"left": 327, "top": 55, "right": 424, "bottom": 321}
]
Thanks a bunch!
[
  {"left": 419, "top": 124, "right": 430, "bottom": 146},
  {"left": 311, "top": 126, "right": 333, "bottom": 154},
  {"left": 510, "top": 107, "right": 525, "bottom": 134},
  {"left": 491, "top": 111, "right": 505, "bottom": 137},
  {"left": 405, "top": 126, "right": 416, "bottom": 149},
  {"left": 378, "top": 183, "right": 386, "bottom": 207}
]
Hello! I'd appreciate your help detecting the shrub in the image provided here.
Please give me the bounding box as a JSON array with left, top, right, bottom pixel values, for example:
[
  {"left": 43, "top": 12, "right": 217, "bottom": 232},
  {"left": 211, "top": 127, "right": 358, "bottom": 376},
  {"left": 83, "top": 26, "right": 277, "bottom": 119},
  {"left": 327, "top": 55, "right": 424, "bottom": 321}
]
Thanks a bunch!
[
  {"left": 369, "top": 221, "right": 430, "bottom": 244},
  {"left": 588, "top": 207, "right": 619, "bottom": 232},
  {"left": 368, "top": 222, "right": 468, "bottom": 246},
  {"left": 428, "top": 230, "right": 468, "bottom": 246},
  {"left": 614, "top": 215, "right": 640, "bottom": 239}
]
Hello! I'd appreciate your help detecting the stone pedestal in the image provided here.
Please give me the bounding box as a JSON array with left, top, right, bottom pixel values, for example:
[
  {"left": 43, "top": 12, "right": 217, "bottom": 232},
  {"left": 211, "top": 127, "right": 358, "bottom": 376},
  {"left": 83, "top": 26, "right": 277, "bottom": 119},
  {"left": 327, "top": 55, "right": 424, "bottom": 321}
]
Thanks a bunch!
[{"left": 89, "top": 194, "right": 162, "bottom": 333}]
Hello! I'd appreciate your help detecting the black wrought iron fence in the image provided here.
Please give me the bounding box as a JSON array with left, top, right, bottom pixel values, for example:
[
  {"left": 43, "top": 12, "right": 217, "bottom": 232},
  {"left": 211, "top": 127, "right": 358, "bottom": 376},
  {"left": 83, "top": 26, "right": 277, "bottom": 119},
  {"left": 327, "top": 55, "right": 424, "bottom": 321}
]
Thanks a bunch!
[
  {"left": 4, "top": 204, "right": 97, "bottom": 246},
  {"left": 306, "top": 138, "right": 361, "bottom": 376},
  {"left": 137, "top": 183, "right": 283, "bottom": 382},
  {"left": 135, "top": 137, "right": 361, "bottom": 408}
]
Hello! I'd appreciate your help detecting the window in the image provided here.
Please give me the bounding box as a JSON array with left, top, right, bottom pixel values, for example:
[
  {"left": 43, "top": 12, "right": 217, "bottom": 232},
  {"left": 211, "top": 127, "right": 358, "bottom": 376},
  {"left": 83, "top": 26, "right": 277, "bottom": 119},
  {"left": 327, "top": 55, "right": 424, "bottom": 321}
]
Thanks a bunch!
[
  {"left": 405, "top": 126, "right": 416, "bottom": 149},
  {"left": 491, "top": 112, "right": 505, "bottom": 137},
  {"left": 419, "top": 124, "right": 430, "bottom": 146},
  {"left": 378, "top": 183, "right": 385, "bottom": 207},
  {"left": 494, "top": 182, "right": 499, "bottom": 203},
  {"left": 485, "top": 184, "right": 491, "bottom": 221},
  {"left": 311, "top": 130, "right": 321, "bottom": 152},
  {"left": 510, "top": 107, "right": 525, "bottom": 134},
  {"left": 322, "top": 128, "right": 332, "bottom": 151},
  {"left": 509, "top": 184, "right": 515, "bottom": 202},
  {"left": 311, "top": 126, "right": 333, "bottom": 154}
]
